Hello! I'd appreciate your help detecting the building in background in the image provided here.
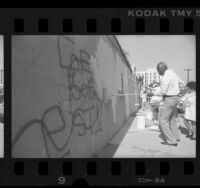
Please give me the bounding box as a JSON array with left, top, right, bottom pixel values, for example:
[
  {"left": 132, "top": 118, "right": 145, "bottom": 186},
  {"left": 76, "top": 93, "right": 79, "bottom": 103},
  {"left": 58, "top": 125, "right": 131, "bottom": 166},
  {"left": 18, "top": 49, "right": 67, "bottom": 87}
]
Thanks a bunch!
[{"left": 136, "top": 68, "right": 161, "bottom": 87}]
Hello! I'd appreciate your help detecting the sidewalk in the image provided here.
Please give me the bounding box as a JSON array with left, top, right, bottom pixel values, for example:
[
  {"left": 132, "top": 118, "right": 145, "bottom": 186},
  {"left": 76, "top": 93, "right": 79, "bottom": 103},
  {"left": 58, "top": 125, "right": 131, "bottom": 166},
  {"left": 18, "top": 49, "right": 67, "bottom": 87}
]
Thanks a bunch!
[
  {"left": 0, "top": 122, "right": 3, "bottom": 158},
  {"left": 98, "top": 112, "right": 196, "bottom": 158}
]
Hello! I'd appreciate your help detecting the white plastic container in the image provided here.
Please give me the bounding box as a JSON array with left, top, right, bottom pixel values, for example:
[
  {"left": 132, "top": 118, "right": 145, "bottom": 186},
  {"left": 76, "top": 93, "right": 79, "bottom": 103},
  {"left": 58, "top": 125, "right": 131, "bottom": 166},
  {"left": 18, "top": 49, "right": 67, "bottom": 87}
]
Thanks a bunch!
[
  {"left": 137, "top": 115, "right": 146, "bottom": 129},
  {"left": 146, "top": 111, "right": 153, "bottom": 121}
]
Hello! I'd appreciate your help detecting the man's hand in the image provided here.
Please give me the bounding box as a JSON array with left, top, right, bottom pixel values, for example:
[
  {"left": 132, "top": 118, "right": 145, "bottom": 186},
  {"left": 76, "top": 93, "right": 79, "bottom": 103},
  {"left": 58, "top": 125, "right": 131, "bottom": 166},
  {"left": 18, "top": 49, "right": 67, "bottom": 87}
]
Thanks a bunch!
[
  {"left": 146, "top": 86, "right": 155, "bottom": 91},
  {"left": 147, "top": 92, "right": 154, "bottom": 97}
]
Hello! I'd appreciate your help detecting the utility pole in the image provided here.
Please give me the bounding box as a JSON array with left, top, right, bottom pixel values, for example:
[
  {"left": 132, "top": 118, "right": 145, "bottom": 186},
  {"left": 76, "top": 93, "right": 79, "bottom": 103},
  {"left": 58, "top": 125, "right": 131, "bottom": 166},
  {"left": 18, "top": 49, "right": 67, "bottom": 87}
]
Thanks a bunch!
[{"left": 184, "top": 68, "right": 193, "bottom": 83}]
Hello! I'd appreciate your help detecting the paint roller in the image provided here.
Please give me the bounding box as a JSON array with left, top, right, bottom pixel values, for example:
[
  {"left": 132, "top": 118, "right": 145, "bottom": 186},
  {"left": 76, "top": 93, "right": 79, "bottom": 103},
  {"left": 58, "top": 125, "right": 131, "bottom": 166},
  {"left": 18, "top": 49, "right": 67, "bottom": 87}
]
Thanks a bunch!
[{"left": 111, "top": 74, "right": 156, "bottom": 97}]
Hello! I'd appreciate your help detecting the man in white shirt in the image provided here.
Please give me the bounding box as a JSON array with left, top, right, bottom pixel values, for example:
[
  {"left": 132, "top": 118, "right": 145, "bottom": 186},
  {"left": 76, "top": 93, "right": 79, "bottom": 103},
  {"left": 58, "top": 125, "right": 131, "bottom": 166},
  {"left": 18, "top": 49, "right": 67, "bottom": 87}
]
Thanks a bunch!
[{"left": 152, "top": 62, "right": 185, "bottom": 146}]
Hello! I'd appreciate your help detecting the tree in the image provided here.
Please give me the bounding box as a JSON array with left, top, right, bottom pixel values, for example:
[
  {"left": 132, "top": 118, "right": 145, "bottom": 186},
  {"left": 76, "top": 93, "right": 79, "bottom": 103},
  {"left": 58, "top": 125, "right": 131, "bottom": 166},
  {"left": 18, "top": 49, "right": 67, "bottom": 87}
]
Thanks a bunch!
[
  {"left": 136, "top": 75, "right": 144, "bottom": 92},
  {"left": 137, "top": 75, "right": 144, "bottom": 85}
]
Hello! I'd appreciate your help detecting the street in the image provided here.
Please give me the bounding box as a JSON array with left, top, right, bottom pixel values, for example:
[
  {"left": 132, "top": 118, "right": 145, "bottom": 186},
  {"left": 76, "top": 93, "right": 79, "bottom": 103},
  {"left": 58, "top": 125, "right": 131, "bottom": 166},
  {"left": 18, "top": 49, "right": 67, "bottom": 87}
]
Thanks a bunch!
[
  {"left": 0, "top": 122, "right": 3, "bottom": 158},
  {"left": 98, "top": 111, "right": 196, "bottom": 158}
]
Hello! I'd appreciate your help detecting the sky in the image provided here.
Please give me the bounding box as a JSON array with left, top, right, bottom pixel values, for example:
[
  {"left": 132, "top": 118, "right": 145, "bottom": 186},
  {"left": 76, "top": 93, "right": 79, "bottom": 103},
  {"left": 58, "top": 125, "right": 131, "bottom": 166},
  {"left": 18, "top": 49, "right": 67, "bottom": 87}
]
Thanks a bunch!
[
  {"left": 117, "top": 35, "right": 196, "bottom": 83},
  {"left": 0, "top": 36, "right": 3, "bottom": 70}
]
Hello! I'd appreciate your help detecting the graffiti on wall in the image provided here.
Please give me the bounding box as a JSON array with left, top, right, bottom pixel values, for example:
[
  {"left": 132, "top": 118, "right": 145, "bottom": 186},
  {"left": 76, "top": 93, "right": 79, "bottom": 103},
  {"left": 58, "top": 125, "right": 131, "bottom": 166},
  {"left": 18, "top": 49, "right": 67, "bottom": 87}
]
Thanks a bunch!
[
  {"left": 12, "top": 36, "right": 104, "bottom": 158},
  {"left": 58, "top": 37, "right": 104, "bottom": 137}
]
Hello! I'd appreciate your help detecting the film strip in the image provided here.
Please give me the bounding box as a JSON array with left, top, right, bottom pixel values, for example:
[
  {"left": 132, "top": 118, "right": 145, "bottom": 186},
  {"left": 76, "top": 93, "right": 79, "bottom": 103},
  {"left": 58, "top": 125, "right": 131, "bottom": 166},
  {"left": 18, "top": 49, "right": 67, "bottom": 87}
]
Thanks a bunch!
[{"left": 0, "top": 7, "right": 199, "bottom": 186}]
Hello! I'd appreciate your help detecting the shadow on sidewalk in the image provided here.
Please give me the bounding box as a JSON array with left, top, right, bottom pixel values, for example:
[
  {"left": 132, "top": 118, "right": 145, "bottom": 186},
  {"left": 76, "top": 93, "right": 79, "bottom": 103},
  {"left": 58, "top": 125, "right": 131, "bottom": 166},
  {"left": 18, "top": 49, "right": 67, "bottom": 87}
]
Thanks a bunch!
[
  {"left": 179, "top": 126, "right": 188, "bottom": 136},
  {"left": 97, "top": 112, "right": 137, "bottom": 158}
]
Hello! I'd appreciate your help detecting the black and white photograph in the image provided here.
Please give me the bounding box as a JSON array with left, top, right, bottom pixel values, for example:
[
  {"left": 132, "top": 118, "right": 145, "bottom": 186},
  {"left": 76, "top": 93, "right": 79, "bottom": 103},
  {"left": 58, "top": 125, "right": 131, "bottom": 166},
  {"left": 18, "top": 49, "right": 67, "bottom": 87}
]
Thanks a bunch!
[
  {"left": 0, "top": 36, "right": 4, "bottom": 158},
  {"left": 12, "top": 35, "right": 196, "bottom": 158}
]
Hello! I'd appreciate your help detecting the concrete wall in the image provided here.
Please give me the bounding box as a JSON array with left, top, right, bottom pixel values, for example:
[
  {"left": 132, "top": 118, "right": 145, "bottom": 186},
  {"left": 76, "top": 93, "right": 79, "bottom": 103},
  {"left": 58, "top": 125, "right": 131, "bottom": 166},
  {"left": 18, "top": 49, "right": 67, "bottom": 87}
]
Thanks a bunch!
[{"left": 12, "top": 35, "right": 140, "bottom": 158}]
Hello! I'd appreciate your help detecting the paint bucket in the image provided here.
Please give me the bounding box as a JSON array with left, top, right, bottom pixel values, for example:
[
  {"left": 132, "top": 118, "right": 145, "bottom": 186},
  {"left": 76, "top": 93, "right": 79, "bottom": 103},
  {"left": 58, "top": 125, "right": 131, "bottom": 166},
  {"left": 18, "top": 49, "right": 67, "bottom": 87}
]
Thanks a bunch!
[
  {"left": 145, "top": 110, "right": 154, "bottom": 128},
  {"left": 146, "top": 111, "right": 153, "bottom": 121}
]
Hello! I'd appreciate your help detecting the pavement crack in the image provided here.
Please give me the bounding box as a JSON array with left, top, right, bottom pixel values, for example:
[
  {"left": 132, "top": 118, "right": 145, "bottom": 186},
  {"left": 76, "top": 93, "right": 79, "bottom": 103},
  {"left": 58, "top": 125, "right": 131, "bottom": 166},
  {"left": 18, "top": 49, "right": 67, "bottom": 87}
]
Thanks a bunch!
[{"left": 120, "top": 144, "right": 169, "bottom": 154}]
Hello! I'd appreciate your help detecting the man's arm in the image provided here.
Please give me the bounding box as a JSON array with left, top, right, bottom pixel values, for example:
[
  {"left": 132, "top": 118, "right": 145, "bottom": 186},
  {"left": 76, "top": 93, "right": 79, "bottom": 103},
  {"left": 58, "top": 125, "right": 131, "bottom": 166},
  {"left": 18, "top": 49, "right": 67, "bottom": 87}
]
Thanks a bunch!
[{"left": 153, "top": 77, "right": 169, "bottom": 96}]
